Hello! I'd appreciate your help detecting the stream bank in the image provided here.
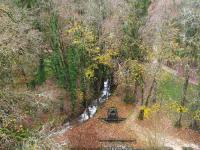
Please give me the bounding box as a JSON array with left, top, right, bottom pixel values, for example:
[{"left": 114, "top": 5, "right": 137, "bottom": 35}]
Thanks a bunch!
[{"left": 47, "top": 80, "right": 111, "bottom": 139}]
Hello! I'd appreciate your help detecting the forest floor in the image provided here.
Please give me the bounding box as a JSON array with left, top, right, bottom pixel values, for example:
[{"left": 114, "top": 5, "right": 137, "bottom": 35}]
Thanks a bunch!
[
  {"left": 53, "top": 96, "right": 200, "bottom": 149},
  {"left": 49, "top": 0, "right": 200, "bottom": 149}
]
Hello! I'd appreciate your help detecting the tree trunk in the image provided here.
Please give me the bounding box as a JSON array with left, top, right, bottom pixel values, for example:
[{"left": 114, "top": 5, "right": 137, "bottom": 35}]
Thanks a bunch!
[
  {"left": 138, "top": 109, "right": 144, "bottom": 120},
  {"left": 141, "top": 84, "right": 144, "bottom": 105},
  {"left": 133, "top": 81, "right": 137, "bottom": 96},
  {"left": 175, "top": 112, "right": 183, "bottom": 128},
  {"left": 134, "top": 80, "right": 138, "bottom": 102},
  {"left": 176, "top": 64, "right": 190, "bottom": 128},
  {"left": 190, "top": 119, "right": 199, "bottom": 130},
  {"left": 152, "top": 79, "right": 157, "bottom": 103},
  {"left": 182, "top": 65, "right": 189, "bottom": 106},
  {"left": 145, "top": 78, "right": 156, "bottom": 107}
]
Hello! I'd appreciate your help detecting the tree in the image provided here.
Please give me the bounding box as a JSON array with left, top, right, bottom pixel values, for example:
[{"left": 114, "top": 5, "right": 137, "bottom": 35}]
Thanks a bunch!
[
  {"left": 117, "top": 0, "right": 149, "bottom": 104},
  {"left": 177, "top": 0, "right": 200, "bottom": 129},
  {"left": 64, "top": 21, "right": 118, "bottom": 111},
  {"left": 49, "top": 12, "right": 68, "bottom": 87},
  {"left": 0, "top": 1, "right": 43, "bottom": 88}
]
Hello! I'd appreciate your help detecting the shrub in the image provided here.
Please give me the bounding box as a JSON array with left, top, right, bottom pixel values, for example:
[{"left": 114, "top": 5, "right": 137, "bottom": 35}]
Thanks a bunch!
[{"left": 123, "top": 95, "right": 136, "bottom": 104}]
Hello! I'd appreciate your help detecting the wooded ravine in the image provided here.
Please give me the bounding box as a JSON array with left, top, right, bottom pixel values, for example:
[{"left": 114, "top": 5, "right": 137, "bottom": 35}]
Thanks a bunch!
[{"left": 0, "top": 0, "right": 200, "bottom": 149}]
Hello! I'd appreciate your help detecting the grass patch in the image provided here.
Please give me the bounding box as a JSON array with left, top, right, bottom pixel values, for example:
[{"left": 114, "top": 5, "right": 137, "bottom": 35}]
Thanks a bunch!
[{"left": 158, "top": 71, "right": 198, "bottom": 102}]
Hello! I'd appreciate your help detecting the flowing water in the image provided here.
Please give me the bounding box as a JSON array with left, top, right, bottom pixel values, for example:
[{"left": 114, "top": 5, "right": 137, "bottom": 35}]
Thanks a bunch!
[
  {"left": 80, "top": 79, "right": 110, "bottom": 122},
  {"left": 48, "top": 80, "right": 111, "bottom": 138}
]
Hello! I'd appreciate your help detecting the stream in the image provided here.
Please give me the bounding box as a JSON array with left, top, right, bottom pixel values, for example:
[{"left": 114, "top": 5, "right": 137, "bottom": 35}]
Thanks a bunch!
[
  {"left": 79, "top": 79, "right": 110, "bottom": 122},
  {"left": 47, "top": 80, "right": 111, "bottom": 138}
]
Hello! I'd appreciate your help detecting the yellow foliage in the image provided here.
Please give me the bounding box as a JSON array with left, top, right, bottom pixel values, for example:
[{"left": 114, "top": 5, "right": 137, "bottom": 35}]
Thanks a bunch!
[
  {"left": 72, "top": 39, "right": 81, "bottom": 44},
  {"left": 194, "top": 110, "right": 200, "bottom": 121},
  {"left": 85, "top": 68, "right": 95, "bottom": 79},
  {"left": 94, "top": 49, "right": 118, "bottom": 67},
  {"left": 170, "top": 102, "right": 188, "bottom": 113},
  {"left": 126, "top": 59, "right": 144, "bottom": 82},
  {"left": 95, "top": 53, "right": 112, "bottom": 67},
  {"left": 66, "top": 23, "right": 82, "bottom": 34},
  {"left": 66, "top": 23, "right": 95, "bottom": 46},
  {"left": 151, "top": 103, "right": 161, "bottom": 113},
  {"left": 143, "top": 107, "right": 151, "bottom": 119},
  {"left": 65, "top": 22, "right": 118, "bottom": 69},
  {"left": 84, "top": 30, "right": 95, "bottom": 42},
  {"left": 141, "top": 103, "right": 160, "bottom": 119},
  {"left": 93, "top": 47, "right": 101, "bottom": 54},
  {"left": 85, "top": 64, "right": 98, "bottom": 79}
]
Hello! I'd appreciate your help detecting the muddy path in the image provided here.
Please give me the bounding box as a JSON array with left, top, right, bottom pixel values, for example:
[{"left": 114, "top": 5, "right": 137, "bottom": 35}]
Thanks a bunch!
[{"left": 124, "top": 108, "right": 200, "bottom": 150}]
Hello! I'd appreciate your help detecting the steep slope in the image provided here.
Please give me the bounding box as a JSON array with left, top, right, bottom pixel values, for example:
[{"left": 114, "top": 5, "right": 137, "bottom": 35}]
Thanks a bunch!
[{"left": 142, "top": 0, "right": 181, "bottom": 45}]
